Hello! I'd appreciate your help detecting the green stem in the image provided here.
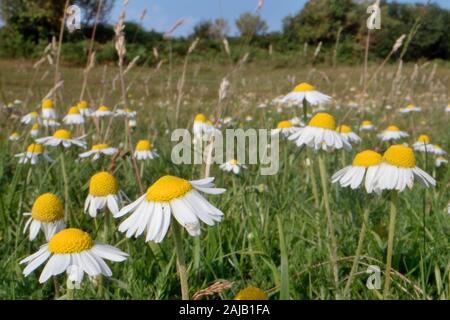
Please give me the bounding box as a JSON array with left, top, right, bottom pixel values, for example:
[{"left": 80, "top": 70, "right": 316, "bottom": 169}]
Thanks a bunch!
[
  {"left": 172, "top": 219, "right": 189, "bottom": 300},
  {"left": 343, "top": 207, "right": 370, "bottom": 298},
  {"left": 318, "top": 153, "right": 340, "bottom": 298},
  {"left": 302, "top": 99, "right": 308, "bottom": 123},
  {"left": 59, "top": 151, "right": 71, "bottom": 224},
  {"left": 383, "top": 192, "right": 398, "bottom": 299}
]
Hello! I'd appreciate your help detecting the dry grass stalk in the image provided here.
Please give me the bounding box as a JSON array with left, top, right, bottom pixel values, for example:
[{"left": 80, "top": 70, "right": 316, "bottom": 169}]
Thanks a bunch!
[{"left": 192, "top": 281, "right": 234, "bottom": 300}]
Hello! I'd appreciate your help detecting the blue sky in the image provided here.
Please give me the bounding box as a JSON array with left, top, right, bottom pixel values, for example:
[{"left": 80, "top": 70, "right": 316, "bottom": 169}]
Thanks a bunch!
[{"left": 110, "top": 0, "right": 450, "bottom": 36}]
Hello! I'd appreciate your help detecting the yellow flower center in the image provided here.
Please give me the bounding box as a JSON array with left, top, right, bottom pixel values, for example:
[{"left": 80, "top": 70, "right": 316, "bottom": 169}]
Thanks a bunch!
[
  {"left": 98, "top": 106, "right": 109, "bottom": 112},
  {"left": 382, "top": 145, "right": 416, "bottom": 168},
  {"left": 362, "top": 120, "right": 373, "bottom": 126},
  {"left": 68, "top": 106, "right": 80, "bottom": 115},
  {"left": 27, "top": 143, "right": 44, "bottom": 154},
  {"left": 406, "top": 104, "right": 415, "bottom": 109},
  {"left": 31, "top": 193, "right": 64, "bottom": 222},
  {"left": 48, "top": 228, "right": 93, "bottom": 254},
  {"left": 293, "top": 82, "right": 315, "bottom": 92},
  {"left": 136, "top": 140, "right": 151, "bottom": 151},
  {"left": 352, "top": 150, "right": 382, "bottom": 167},
  {"left": 92, "top": 143, "right": 109, "bottom": 150},
  {"left": 386, "top": 125, "right": 400, "bottom": 132},
  {"left": 277, "top": 120, "right": 292, "bottom": 129},
  {"left": 53, "top": 129, "right": 72, "bottom": 140},
  {"left": 146, "top": 175, "right": 193, "bottom": 202},
  {"left": 195, "top": 113, "right": 206, "bottom": 123},
  {"left": 234, "top": 287, "right": 268, "bottom": 300},
  {"left": 417, "top": 134, "right": 430, "bottom": 143},
  {"left": 10, "top": 132, "right": 19, "bottom": 137},
  {"left": 31, "top": 123, "right": 40, "bottom": 130},
  {"left": 89, "top": 172, "right": 119, "bottom": 196},
  {"left": 78, "top": 101, "right": 88, "bottom": 109},
  {"left": 42, "top": 99, "right": 54, "bottom": 109},
  {"left": 308, "top": 112, "right": 336, "bottom": 130},
  {"left": 229, "top": 159, "right": 238, "bottom": 165},
  {"left": 30, "top": 111, "right": 39, "bottom": 117},
  {"left": 336, "top": 125, "right": 352, "bottom": 133}
]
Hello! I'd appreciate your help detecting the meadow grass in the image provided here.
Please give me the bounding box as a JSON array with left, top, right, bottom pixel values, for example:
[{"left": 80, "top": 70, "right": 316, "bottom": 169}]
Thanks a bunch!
[{"left": 0, "top": 58, "right": 449, "bottom": 300}]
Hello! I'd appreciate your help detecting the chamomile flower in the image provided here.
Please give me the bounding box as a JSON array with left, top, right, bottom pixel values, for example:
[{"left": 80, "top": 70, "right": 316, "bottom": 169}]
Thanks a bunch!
[
  {"left": 91, "top": 105, "right": 113, "bottom": 118},
  {"left": 115, "top": 108, "right": 137, "bottom": 118},
  {"left": 30, "top": 123, "right": 40, "bottom": 137},
  {"left": 360, "top": 120, "right": 375, "bottom": 131},
  {"left": 332, "top": 150, "right": 382, "bottom": 193},
  {"left": 220, "top": 159, "right": 247, "bottom": 174},
  {"left": 377, "top": 125, "right": 409, "bottom": 142},
  {"left": 399, "top": 104, "right": 421, "bottom": 113},
  {"left": 21, "top": 111, "right": 41, "bottom": 125},
  {"left": 15, "top": 143, "right": 53, "bottom": 165},
  {"left": 445, "top": 104, "right": 450, "bottom": 113},
  {"left": 84, "top": 172, "right": 125, "bottom": 218},
  {"left": 134, "top": 140, "right": 159, "bottom": 160},
  {"left": 234, "top": 287, "right": 268, "bottom": 300},
  {"left": 432, "top": 144, "right": 446, "bottom": 156},
  {"left": 128, "top": 118, "right": 137, "bottom": 128},
  {"left": 23, "top": 193, "right": 65, "bottom": 241},
  {"left": 77, "top": 100, "right": 92, "bottom": 116},
  {"left": 373, "top": 144, "right": 435, "bottom": 192},
  {"left": 63, "top": 106, "right": 84, "bottom": 125},
  {"left": 36, "top": 129, "right": 86, "bottom": 149},
  {"left": 288, "top": 112, "right": 351, "bottom": 151},
  {"left": 117, "top": 175, "right": 225, "bottom": 242},
  {"left": 79, "top": 143, "right": 118, "bottom": 160},
  {"left": 20, "top": 228, "right": 128, "bottom": 284},
  {"left": 412, "top": 135, "right": 434, "bottom": 153},
  {"left": 435, "top": 156, "right": 448, "bottom": 167},
  {"left": 281, "top": 82, "right": 331, "bottom": 105},
  {"left": 193, "top": 113, "right": 208, "bottom": 137},
  {"left": 42, "top": 118, "right": 61, "bottom": 128},
  {"left": 271, "top": 120, "right": 300, "bottom": 137},
  {"left": 336, "top": 125, "right": 361, "bottom": 144},
  {"left": 8, "top": 132, "right": 20, "bottom": 141},
  {"left": 41, "top": 99, "right": 56, "bottom": 119}
]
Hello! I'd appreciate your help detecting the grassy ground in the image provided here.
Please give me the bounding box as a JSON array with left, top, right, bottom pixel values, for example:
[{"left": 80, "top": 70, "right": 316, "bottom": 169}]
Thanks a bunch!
[{"left": 0, "top": 58, "right": 449, "bottom": 299}]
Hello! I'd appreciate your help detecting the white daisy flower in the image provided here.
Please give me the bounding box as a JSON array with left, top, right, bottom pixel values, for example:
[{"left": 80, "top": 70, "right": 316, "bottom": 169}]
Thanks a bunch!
[
  {"left": 30, "top": 123, "right": 40, "bottom": 137},
  {"left": 336, "top": 125, "right": 361, "bottom": 144},
  {"left": 8, "top": 132, "right": 20, "bottom": 141},
  {"left": 115, "top": 108, "right": 137, "bottom": 118},
  {"left": 332, "top": 150, "right": 381, "bottom": 193},
  {"left": 399, "top": 104, "right": 421, "bottom": 113},
  {"left": 435, "top": 156, "right": 448, "bottom": 167},
  {"left": 15, "top": 143, "right": 53, "bottom": 165},
  {"left": 360, "top": 120, "right": 375, "bottom": 131},
  {"left": 84, "top": 172, "right": 126, "bottom": 218},
  {"left": 431, "top": 144, "right": 446, "bottom": 156},
  {"left": 271, "top": 120, "right": 300, "bottom": 137},
  {"left": 35, "top": 129, "right": 86, "bottom": 149},
  {"left": 220, "top": 159, "right": 247, "bottom": 174},
  {"left": 21, "top": 111, "right": 41, "bottom": 125},
  {"left": 445, "top": 104, "right": 450, "bottom": 113},
  {"left": 42, "top": 118, "right": 61, "bottom": 128},
  {"left": 63, "top": 106, "right": 84, "bottom": 125},
  {"left": 412, "top": 135, "right": 435, "bottom": 153},
  {"left": 134, "top": 140, "right": 159, "bottom": 160},
  {"left": 373, "top": 145, "right": 435, "bottom": 192},
  {"left": 193, "top": 113, "right": 208, "bottom": 138},
  {"left": 377, "top": 125, "right": 409, "bottom": 142},
  {"left": 91, "top": 105, "right": 113, "bottom": 118},
  {"left": 117, "top": 175, "right": 226, "bottom": 242},
  {"left": 77, "top": 100, "right": 92, "bottom": 116},
  {"left": 128, "top": 118, "right": 137, "bottom": 128},
  {"left": 288, "top": 112, "right": 351, "bottom": 151},
  {"left": 23, "top": 193, "right": 65, "bottom": 241},
  {"left": 41, "top": 99, "right": 57, "bottom": 119},
  {"left": 20, "top": 228, "right": 128, "bottom": 284},
  {"left": 281, "top": 82, "right": 331, "bottom": 106},
  {"left": 79, "top": 143, "right": 118, "bottom": 161}
]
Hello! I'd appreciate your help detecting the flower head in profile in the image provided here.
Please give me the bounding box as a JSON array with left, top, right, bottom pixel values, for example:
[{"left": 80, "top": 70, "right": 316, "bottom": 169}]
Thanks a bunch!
[
  {"left": 220, "top": 159, "right": 247, "bottom": 175},
  {"left": 377, "top": 125, "right": 408, "bottom": 142},
  {"left": 336, "top": 125, "right": 361, "bottom": 144},
  {"left": 63, "top": 106, "right": 84, "bottom": 125},
  {"left": 23, "top": 193, "right": 65, "bottom": 241},
  {"left": 281, "top": 82, "right": 331, "bottom": 106},
  {"left": 85, "top": 171, "right": 125, "bottom": 218},
  {"left": 271, "top": 120, "right": 300, "bottom": 137},
  {"left": 445, "top": 104, "right": 450, "bottom": 113},
  {"left": 41, "top": 99, "right": 56, "bottom": 119},
  {"left": 399, "top": 104, "right": 421, "bottom": 114},
  {"left": 8, "top": 132, "right": 20, "bottom": 141},
  {"left": 435, "top": 156, "right": 448, "bottom": 167},
  {"left": 332, "top": 150, "right": 382, "bottom": 193},
  {"left": 431, "top": 144, "right": 446, "bottom": 156},
  {"left": 79, "top": 143, "right": 118, "bottom": 161},
  {"left": 288, "top": 112, "right": 351, "bottom": 151},
  {"left": 234, "top": 286, "right": 268, "bottom": 300},
  {"left": 21, "top": 111, "right": 41, "bottom": 125},
  {"left": 15, "top": 143, "right": 53, "bottom": 165},
  {"left": 360, "top": 120, "right": 375, "bottom": 131},
  {"left": 36, "top": 129, "right": 86, "bottom": 148},
  {"left": 117, "top": 176, "right": 225, "bottom": 242},
  {"left": 42, "top": 118, "right": 61, "bottom": 128},
  {"left": 91, "top": 105, "right": 113, "bottom": 118},
  {"left": 193, "top": 113, "right": 208, "bottom": 137},
  {"left": 20, "top": 228, "right": 127, "bottom": 284},
  {"left": 77, "top": 100, "right": 92, "bottom": 116},
  {"left": 134, "top": 140, "right": 159, "bottom": 160},
  {"left": 30, "top": 123, "right": 40, "bottom": 137},
  {"left": 373, "top": 144, "right": 435, "bottom": 192},
  {"left": 115, "top": 108, "right": 136, "bottom": 118}
]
